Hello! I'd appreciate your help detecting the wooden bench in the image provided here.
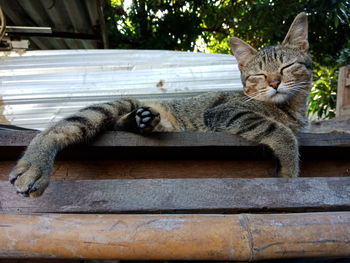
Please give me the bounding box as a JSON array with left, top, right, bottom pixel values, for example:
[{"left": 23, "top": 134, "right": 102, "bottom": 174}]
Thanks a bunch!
[{"left": 0, "top": 130, "right": 349, "bottom": 261}]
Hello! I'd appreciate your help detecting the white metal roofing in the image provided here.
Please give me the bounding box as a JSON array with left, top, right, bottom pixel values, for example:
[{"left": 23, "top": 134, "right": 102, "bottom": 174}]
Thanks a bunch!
[{"left": 0, "top": 49, "right": 240, "bottom": 130}]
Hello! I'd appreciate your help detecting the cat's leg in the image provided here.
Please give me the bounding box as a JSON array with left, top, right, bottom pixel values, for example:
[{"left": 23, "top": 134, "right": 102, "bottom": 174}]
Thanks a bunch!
[
  {"left": 205, "top": 107, "right": 299, "bottom": 177},
  {"left": 258, "top": 126, "right": 299, "bottom": 177},
  {"left": 9, "top": 98, "right": 141, "bottom": 197}
]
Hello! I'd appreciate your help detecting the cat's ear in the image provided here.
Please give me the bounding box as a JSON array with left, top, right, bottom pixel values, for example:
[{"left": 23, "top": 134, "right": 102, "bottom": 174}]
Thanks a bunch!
[
  {"left": 282, "top": 12, "right": 309, "bottom": 53},
  {"left": 230, "top": 37, "right": 257, "bottom": 68}
]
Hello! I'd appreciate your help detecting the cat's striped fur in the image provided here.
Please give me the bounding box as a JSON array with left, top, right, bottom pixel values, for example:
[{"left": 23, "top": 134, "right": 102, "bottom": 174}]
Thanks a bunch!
[{"left": 10, "top": 13, "right": 312, "bottom": 197}]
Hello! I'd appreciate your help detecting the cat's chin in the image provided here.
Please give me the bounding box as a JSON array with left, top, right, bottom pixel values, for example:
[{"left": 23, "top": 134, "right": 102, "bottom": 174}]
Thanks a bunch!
[
  {"left": 268, "top": 93, "right": 291, "bottom": 104},
  {"left": 257, "top": 88, "right": 292, "bottom": 103},
  {"left": 265, "top": 86, "right": 293, "bottom": 104}
]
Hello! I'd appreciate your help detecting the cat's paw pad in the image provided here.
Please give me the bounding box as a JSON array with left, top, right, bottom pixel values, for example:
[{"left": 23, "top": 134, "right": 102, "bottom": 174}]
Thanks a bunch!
[
  {"left": 9, "top": 160, "right": 50, "bottom": 197},
  {"left": 135, "top": 107, "right": 160, "bottom": 133}
]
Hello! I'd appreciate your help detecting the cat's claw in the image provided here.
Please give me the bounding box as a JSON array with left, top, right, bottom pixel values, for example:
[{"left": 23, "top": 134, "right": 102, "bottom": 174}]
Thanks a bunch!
[
  {"left": 9, "top": 159, "right": 50, "bottom": 197},
  {"left": 135, "top": 107, "right": 160, "bottom": 133}
]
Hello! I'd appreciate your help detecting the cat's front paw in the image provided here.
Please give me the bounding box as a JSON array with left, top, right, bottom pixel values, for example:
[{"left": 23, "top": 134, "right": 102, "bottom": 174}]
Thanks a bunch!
[
  {"left": 9, "top": 158, "right": 51, "bottom": 197},
  {"left": 135, "top": 107, "right": 160, "bottom": 133}
]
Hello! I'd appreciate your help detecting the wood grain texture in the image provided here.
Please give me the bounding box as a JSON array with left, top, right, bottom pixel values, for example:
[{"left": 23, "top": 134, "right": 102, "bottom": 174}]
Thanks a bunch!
[
  {"left": 1, "top": 159, "right": 350, "bottom": 181},
  {"left": 1, "top": 130, "right": 350, "bottom": 147},
  {"left": 1, "top": 177, "right": 349, "bottom": 213},
  {"left": 310, "top": 117, "right": 350, "bottom": 134},
  {"left": 1, "top": 130, "right": 349, "bottom": 162},
  {"left": 0, "top": 260, "right": 118, "bottom": 263},
  {"left": 0, "top": 160, "right": 275, "bottom": 180},
  {"left": 0, "top": 260, "right": 81, "bottom": 263},
  {"left": 336, "top": 66, "right": 350, "bottom": 117},
  {"left": 0, "top": 213, "right": 349, "bottom": 260}
]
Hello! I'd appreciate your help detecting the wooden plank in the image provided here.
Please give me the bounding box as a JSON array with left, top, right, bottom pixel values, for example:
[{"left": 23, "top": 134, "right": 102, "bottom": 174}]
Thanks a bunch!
[
  {"left": 1, "top": 177, "right": 349, "bottom": 213},
  {"left": 0, "top": 260, "right": 81, "bottom": 263},
  {"left": 0, "top": 130, "right": 349, "bottom": 161},
  {"left": 0, "top": 213, "right": 349, "bottom": 260},
  {"left": 0, "top": 260, "right": 118, "bottom": 263},
  {"left": 1, "top": 159, "right": 350, "bottom": 181},
  {"left": 310, "top": 116, "right": 350, "bottom": 133},
  {"left": 336, "top": 65, "right": 350, "bottom": 117},
  {"left": 0, "top": 160, "right": 275, "bottom": 180},
  {"left": 0, "top": 130, "right": 350, "bottom": 147},
  {"left": 0, "top": 260, "right": 116, "bottom": 263},
  {"left": 297, "top": 132, "right": 350, "bottom": 147}
]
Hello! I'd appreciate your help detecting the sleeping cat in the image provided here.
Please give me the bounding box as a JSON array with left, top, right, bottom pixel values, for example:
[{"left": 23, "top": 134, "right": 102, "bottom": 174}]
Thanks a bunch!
[{"left": 9, "top": 12, "right": 312, "bottom": 197}]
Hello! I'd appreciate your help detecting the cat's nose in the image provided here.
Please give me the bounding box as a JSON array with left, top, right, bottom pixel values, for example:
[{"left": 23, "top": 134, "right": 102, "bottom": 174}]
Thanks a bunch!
[{"left": 269, "top": 79, "right": 281, "bottom": 89}]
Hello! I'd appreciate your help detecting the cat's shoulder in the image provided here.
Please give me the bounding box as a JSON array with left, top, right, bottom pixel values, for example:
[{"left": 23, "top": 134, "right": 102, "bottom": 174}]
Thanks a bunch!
[{"left": 194, "top": 90, "right": 246, "bottom": 101}]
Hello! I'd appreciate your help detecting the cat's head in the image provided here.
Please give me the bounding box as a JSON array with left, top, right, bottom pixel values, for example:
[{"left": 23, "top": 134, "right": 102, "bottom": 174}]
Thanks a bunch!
[{"left": 230, "top": 12, "right": 312, "bottom": 104}]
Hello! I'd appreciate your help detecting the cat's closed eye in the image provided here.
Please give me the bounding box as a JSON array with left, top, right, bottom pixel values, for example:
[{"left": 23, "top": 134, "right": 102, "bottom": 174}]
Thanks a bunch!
[
  {"left": 280, "top": 62, "right": 295, "bottom": 74},
  {"left": 246, "top": 74, "right": 266, "bottom": 81},
  {"left": 282, "top": 63, "right": 310, "bottom": 79}
]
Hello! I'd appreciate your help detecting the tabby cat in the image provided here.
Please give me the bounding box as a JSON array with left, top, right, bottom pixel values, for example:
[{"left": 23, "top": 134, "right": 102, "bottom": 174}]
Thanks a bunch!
[{"left": 9, "top": 13, "right": 312, "bottom": 197}]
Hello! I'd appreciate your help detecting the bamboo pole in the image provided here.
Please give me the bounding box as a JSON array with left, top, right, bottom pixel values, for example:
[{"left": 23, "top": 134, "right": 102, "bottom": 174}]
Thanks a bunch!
[{"left": 0, "top": 213, "right": 349, "bottom": 260}]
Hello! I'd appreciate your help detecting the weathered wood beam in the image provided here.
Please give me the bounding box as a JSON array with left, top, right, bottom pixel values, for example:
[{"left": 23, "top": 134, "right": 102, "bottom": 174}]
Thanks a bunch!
[
  {"left": 1, "top": 177, "right": 349, "bottom": 213},
  {"left": 0, "top": 212, "right": 349, "bottom": 260},
  {"left": 1, "top": 159, "right": 349, "bottom": 181},
  {"left": 336, "top": 65, "right": 350, "bottom": 117},
  {"left": 1, "top": 130, "right": 350, "bottom": 147},
  {"left": 1, "top": 130, "right": 349, "bottom": 161}
]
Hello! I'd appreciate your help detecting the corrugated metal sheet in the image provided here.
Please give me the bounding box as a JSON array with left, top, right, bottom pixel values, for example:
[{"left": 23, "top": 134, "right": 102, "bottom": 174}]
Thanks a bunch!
[
  {"left": 0, "top": 0, "right": 104, "bottom": 49},
  {"left": 0, "top": 49, "right": 240, "bottom": 130}
]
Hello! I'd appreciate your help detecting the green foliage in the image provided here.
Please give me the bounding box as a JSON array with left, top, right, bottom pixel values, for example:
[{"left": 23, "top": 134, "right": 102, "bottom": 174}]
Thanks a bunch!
[
  {"left": 309, "top": 63, "right": 338, "bottom": 119},
  {"left": 105, "top": 0, "right": 350, "bottom": 119},
  {"left": 106, "top": 0, "right": 203, "bottom": 50}
]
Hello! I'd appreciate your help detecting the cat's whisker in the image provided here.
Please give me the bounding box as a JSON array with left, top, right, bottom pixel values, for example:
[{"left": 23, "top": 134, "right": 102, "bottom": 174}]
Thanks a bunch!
[
  {"left": 289, "top": 84, "right": 310, "bottom": 89},
  {"left": 287, "top": 87, "right": 309, "bottom": 95},
  {"left": 289, "top": 89, "right": 308, "bottom": 94},
  {"left": 288, "top": 84, "right": 308, "bottom": 89},
  {"left": 243, "top": 89, "right": 272, "bottom": 103},
  {"left": 283, "top": 80, "right": 295, "bottom": 85},
  {"left": 284, "top": 81, "right": 310, "bottom": 88},
  {"left": 243, "top": 95, "right": 259, "bottom": 102},
  {"left": 285, "top": 84, "right": 310, "bottom": 91},
  {"left": 285, "top": 80, "right": 311, "bottom": 84},
  {"left": 243, "top": 91, "right": 261, "bottom": 99},
  {"left": 243, "top": 92, "right": 265, "bottom": 103}
]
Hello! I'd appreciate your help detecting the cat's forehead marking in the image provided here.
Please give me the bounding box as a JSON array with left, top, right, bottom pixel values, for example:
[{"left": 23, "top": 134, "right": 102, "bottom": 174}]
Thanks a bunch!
[
  {"left": 247, "top": 46, "right": 300, "bottom": 74},
  {"left": 246, "top": 47, "right": 279, "bottom": 72},
  {"left": 261, "top": 48, "right": 280, "bottom": 71}
]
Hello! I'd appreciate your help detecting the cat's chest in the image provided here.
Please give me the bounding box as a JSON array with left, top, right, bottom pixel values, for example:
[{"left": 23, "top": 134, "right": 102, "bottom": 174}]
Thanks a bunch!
[{"left": 274, "top": 107, "right": 306, "bottom": 132}]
